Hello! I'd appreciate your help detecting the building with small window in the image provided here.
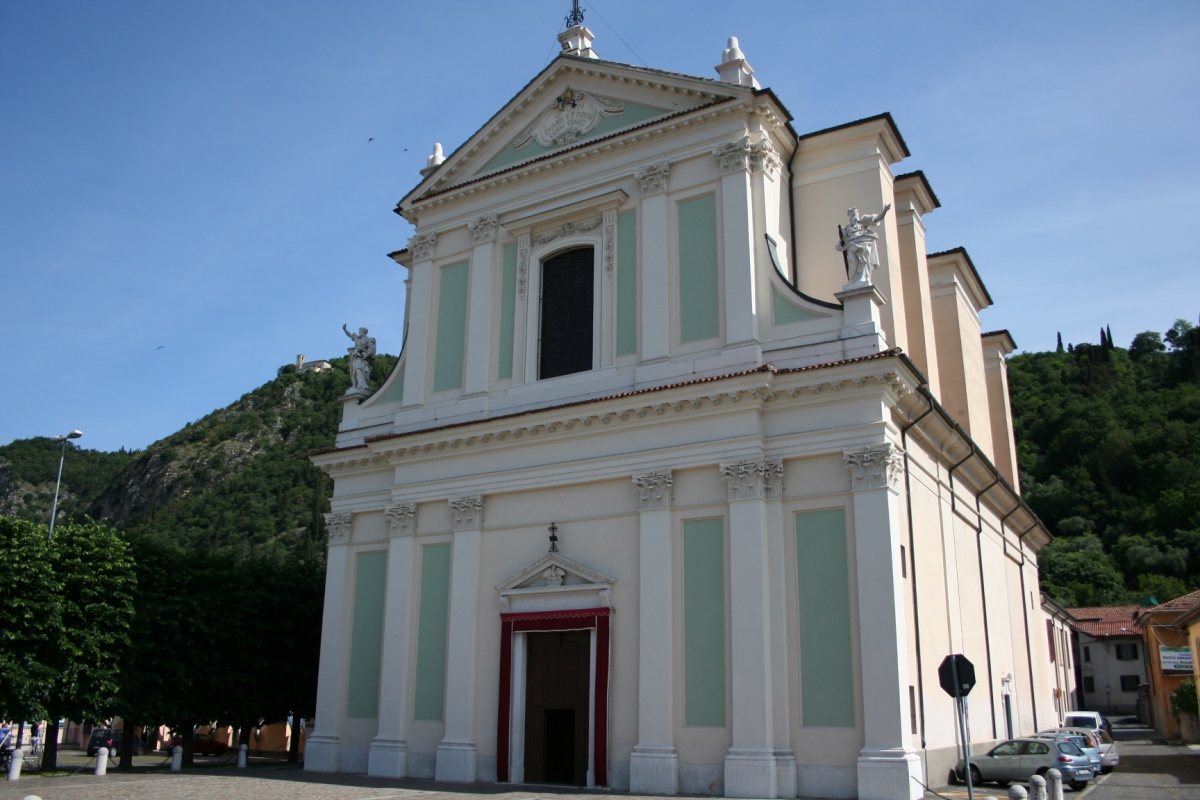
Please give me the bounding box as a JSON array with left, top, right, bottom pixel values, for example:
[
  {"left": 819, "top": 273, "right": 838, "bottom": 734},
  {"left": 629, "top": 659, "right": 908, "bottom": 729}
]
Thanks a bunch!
[
  {"left": 1070, "top": 605, "right": 1147, "bottom": 718},
  {"left": 1041, "top": 595, "right": 1078, "bottom": 725},
  {"left": 305, "top": 19, "right": 1056, "bottom": 800}
]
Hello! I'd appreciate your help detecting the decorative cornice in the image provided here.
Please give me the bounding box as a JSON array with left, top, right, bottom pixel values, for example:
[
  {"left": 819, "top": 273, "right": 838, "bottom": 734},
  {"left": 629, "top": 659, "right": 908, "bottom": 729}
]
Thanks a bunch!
[
  {"left": 532, "top": 217, "right": 602, "bottom": 245},
  {"left": 633, "top": 471, "right": 673, "bottom": 510},
  {"left": 324, "top": 512, "right": 353, "bottom": 545},
  {"left": 384, "top": 502, "right": 417, "bottom": 537},
  {"left": 844, "top": 444, "right": 905, "bottom": 492},
  {"left": 634, "top": 160, "right": 669, "bottom": 195},
  {"left": 468, "top": 213, "right": 498, "bottom": 244},
  {"left": 449, "top": 495, "right": 484, "bottom": 530},
  {"left": 312, "top": 360, "right": 916, "bottom": 472},
  {"left": 408, "top": 232, "right": 437, "bottom": 262},
  {"left": 720, "top": 458, "right": 784, "bottom": 501}
]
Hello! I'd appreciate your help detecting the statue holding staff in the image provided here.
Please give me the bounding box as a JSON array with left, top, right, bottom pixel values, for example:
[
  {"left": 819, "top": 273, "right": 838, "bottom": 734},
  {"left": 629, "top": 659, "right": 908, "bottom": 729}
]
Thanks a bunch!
[{"left": 837, "top": 204, "right": 891, "bottom": 287}]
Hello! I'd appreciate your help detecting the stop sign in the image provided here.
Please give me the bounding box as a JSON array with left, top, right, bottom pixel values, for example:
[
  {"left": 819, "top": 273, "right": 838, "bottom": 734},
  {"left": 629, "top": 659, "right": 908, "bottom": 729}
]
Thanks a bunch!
[{"left": 938, "top": 654, "right": 976, "bottom": 698}]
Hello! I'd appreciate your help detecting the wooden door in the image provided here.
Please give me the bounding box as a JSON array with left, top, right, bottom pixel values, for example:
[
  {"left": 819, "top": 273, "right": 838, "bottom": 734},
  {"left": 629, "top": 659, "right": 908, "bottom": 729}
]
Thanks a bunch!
[{"left": 524, "top": 630, "right": 590, "bottom": 785}]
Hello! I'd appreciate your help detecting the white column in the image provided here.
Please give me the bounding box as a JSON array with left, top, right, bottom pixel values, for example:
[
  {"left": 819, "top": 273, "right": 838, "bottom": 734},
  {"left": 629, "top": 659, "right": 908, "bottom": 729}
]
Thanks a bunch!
[
  {"left": 368, "top": 503, "right": 417, "bottom": 777},
  {"left": 844, "top": 445, "right": 923, "bottom": 800},
  {"left": 401, "top": 232, "right": 437, "bottom": 407},
  {"left": 464, "top": 214, "right": 497, "bottom": 397},
  {"left": 721, "top": 460, "right": 790, "bottom": 798},
  {"left": 436, "top": 495, "right": 484, "bottom": 783},
  {"left": 600, "top": 207, "right": 619, "bottom": 368},
  {"left": 637, "top": 162, "right": 670, "bottom": 363},
  {"left": 713, "top": 137, "right": 760, "bottom": 348},
  {"left": 511, "top": 232, "right": 531, "bottom": 386},
  {"left": 766, "top": 481, "right": 797, "bottom": 797},
  {"left": 509, "top": 632, "right": 528, "bottom": 784},
  {"left": 629, "top": 471, "right": 678, "bottom": 794},
  {"left": 306, "top": 512, "right": 354, "bottom": 773}
]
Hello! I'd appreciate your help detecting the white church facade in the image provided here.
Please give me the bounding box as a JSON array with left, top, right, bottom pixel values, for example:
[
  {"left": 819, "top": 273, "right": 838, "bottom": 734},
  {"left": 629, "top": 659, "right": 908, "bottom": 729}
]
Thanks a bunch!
[{"left": 306, "top": 21, "right": 1056, "bottom": 800}]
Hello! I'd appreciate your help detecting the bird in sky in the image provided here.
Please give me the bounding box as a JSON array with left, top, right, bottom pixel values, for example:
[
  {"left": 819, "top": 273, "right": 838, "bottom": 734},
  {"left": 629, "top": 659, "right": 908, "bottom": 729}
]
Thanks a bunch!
[
  {"left": 156, "top": 346, "right": 165, "bottom": 350},
  {"left": 368, "top": 137, "right": 375, "bottom": 142}
]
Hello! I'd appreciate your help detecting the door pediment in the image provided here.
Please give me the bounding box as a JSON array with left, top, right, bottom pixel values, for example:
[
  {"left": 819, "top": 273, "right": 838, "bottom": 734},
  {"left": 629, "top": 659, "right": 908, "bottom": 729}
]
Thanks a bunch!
[{"left": 496, "top": 552, "right": 615, "bottom": 613}]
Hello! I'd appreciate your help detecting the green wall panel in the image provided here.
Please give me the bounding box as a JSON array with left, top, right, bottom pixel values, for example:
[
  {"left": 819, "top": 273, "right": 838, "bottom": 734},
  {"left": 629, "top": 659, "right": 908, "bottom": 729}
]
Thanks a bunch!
[
  {"left": 684, "top": 517, "right": 726, "bottom": 726},
  {"left": 677, "top": 194, "right": 720, "bottom": 343},
  {"left": 772, "top": 286, "right": 822, "bottom": 325},
  {"left": 345, "top": 551, "right": 387, "bottom": 719},
  {"left": 498, "top": 244, "right": 518, "bottom": 379},
  {"left": 374, "top": 363, "right": 405, "bottom": 404},
  {"left": 796, "top": 508, "right": 855, "bottom": 726},
  {"left": 413, "top": 543, "right": 452, "bottom": 721},
  {"left": 433, "top": 261, "right": 469, "bottom": 393},
  {"left": 616, "top": 210, "right": 638, "bottom": 356}
]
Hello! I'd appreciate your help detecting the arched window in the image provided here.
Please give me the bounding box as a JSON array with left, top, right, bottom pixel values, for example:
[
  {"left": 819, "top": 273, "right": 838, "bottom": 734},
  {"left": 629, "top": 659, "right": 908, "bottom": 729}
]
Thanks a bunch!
[{"left": 539, "top": 247, "right": 594, "bottom": 379}]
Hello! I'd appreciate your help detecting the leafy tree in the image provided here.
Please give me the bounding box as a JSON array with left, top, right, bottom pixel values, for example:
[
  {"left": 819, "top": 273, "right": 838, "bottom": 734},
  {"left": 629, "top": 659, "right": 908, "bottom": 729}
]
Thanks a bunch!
[{"left": 0, "top": 517, "right": 59, "bottom": 725}]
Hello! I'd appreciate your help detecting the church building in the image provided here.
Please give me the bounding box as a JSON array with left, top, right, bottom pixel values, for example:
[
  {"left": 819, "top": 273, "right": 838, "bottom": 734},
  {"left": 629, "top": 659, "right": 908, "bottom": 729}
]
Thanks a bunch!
[{"left": 306, "top": 17, "right": 1056, "bottom": 800}]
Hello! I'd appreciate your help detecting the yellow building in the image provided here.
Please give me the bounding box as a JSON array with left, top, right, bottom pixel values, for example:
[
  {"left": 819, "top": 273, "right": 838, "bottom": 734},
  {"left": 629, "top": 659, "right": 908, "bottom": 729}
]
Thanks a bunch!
[{"left": 1138, "top": 590, "right": 1200, "bottom": 739}]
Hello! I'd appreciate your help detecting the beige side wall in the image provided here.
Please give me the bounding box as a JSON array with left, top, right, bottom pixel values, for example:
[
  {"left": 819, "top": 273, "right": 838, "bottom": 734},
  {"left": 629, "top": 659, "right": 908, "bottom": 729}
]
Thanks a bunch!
[
  {"left": 982, "top": 334, "right": 1020, "bottom": 490},
  {"left": 893, "top": 180, "right": 941, "bottom": 398}
]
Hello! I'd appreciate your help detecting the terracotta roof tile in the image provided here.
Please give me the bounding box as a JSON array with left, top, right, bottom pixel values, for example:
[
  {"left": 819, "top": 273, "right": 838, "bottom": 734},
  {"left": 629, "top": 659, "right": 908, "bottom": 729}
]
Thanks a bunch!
[
  {"left": 1068, "top": 605, "right": 1143, "bottom": 637},
  {"left": 1146, "top": 588, "right": 1200, "bottom": 615}
]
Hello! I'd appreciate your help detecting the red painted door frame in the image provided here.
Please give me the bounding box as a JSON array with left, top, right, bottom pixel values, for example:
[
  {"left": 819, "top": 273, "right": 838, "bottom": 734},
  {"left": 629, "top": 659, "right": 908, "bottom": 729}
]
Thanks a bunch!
[{"left": 496, "top": 607, "right": 611, "bottom": 786}]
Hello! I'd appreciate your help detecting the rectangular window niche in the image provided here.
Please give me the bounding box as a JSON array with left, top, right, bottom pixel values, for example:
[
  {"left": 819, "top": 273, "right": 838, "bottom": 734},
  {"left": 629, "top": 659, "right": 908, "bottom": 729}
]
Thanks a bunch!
[
  {"left": 498, "top": 244, "right": 518, "bottom": 380},
  {"left": 796, "top": 508, "right": 855, "bottom": 727},
  {"left": 616, "top": 210, "right": 638, "bottom": 356},
  {"left": 433, "top": 261, "right": 470, "bottom": 393},
  {"left": 413, "top": 543, "right": 452, "bottom": 721},
  {"left": 345, "top": 551, "right": 388, "bottom": 719},
  {"left": 677, "top": 194, "right": 720, "bottom": 344},
  {"left": 683, "top": 517, "right": 726, "bottom": 726}
]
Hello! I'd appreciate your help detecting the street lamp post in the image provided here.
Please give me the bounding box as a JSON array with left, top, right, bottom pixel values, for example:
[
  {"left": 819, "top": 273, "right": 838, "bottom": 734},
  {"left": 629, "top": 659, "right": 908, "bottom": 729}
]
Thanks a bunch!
[{"left": 47, "top": 430, "right": 82, "bottom": 540}]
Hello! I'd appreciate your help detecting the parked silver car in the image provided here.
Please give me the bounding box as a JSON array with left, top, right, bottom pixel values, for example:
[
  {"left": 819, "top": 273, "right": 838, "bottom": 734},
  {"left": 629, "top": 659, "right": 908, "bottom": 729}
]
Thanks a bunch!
[
  {"left": 1059, "top": 725, "right": 1119, "bottom": 772},
  {"left": 961, "top": 737, "right": 1094, "bottom": 791},
  {"left": 1034, "top": 731, "right": 1100, "bottom": 773}
]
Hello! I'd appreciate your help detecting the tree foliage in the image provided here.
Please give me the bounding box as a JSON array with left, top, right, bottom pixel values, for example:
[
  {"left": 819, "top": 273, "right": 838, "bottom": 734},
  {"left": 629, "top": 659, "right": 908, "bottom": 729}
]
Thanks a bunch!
[{"left": 1009, "top": 316, "right": 1200, "bottom": 606}]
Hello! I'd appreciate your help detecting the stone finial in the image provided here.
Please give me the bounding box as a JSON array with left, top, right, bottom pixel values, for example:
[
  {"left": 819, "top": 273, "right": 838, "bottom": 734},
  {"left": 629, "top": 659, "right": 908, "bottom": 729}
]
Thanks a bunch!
[
  {"left": 427, "top": 143, "right": 445, "bottom": 169},
  {"left": 449, "top": 495, "right": 484, "bottom": 530},
  {"left": 384, "top": 502, "right": 417, "bottom": 537},
  {"left": 715, "top": 36, "right": 760, "bottom": 88},
  {"left": 324, "top": 512, "right": 353, "bottom": 545},
  {"left": 558, "top": 24, "right": 598, "bottom": 59},
  {"left": 843, "top": 444, "right": 905, "bottom": 491},
  {"left": 633, "top": 471, "right": 673, "bottom": 510},
  {"left": 720, "top": 459, "right": 784, "bottom": 500}
]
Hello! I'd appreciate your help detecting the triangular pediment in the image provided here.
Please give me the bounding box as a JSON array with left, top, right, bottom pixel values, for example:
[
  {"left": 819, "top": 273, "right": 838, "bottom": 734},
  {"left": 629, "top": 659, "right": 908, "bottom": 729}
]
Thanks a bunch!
[
  {"left": 401, "top": 55, "right": 748, "bottom": 208},
  {"left": 496, "top": 551, "right": 616, "bottom": 592}
]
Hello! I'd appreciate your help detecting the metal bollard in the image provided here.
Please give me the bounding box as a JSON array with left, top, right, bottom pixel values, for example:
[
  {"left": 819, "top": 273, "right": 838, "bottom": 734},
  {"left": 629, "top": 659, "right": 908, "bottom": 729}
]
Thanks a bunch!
[
  {"left": 7, "top": 752, "right": 21, "bottom": 781},
  {"left": 1046, "top": 768, "right": 1063, "bottom": 800},
  {"left": 237, "top": 743, "right": 247, "bottom": 768},
  {"left": 1008, "top": 785, "right": 1028, "bottom": 800},
  {"left": 94, "top": 747, "right": 108, "bottom": 776},
  {"left": 170, "top": 745, "right": 183, "bottom": 772},
  {"left": 1029, "top": 773, "right": 1047, "bottom": 800}
]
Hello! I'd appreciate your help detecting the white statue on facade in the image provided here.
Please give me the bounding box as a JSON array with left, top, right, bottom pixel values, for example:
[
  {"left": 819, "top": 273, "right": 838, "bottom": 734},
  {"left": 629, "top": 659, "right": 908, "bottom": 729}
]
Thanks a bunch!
[
  {"left": 836, "top": 204, "right": 891, "bottom": 287},
  {"left": 342, "top": 324, "right": 376, "bottom": 394}
]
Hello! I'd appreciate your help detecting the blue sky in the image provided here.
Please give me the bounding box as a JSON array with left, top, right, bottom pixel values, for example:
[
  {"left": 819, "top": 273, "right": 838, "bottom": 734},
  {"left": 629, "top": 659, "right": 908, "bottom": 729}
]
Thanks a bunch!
[{"left": 2, "top": 1, "right": 1197, "bottom": 452}]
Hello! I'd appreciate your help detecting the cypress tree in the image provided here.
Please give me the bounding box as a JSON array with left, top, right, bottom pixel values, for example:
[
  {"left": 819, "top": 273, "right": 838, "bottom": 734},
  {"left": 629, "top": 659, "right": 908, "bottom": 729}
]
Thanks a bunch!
[
  {"left": 1056, "top": 332, "right": 1064, "bottom": 353},
  {"left": 1107, "top": 325, "right": 1115, "bottom": 349},
  {"left": 1100, "top": 327, "right": 1108, "bottom": 349}
]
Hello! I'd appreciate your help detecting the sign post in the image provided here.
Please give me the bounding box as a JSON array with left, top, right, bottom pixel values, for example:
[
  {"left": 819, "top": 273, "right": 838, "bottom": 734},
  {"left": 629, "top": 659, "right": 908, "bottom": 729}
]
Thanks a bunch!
[{"left": 938, "top": 654, "right": 977, "bottom": 800}]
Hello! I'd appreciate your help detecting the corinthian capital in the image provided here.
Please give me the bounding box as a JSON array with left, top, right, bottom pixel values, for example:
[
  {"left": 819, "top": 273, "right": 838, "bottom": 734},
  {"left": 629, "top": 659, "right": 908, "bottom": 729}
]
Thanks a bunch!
[
  {"left": 634, "top": 160, "right": 669, "bottom": 195},
  {"left": 468, "top": 213, "right": 498, "bottom": 244},
  {"left": 384, "top": 502, "right": 417, "bottom": 537},
  {"left": 843, "top": 444, "right": 905, "bottom": 492},
  {"left": 633, "top": 471, "right": 673, "bottom": 510},
  {"left": 720, "top": 458, "right": 784, "bottom": 501},
  {"left": 324, "top": 512, "right": 354, "bottom": 545},
  {"left": 408, "top": 231, "right": 437, "bottom": 262},
  {"left": 449, "top": 495, "right": 484, "bottom": 530}
]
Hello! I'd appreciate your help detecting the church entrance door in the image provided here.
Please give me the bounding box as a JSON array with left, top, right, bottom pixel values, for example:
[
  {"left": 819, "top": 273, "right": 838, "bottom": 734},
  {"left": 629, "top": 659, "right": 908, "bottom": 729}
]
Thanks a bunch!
[{"left": 524, "top": 630, "right": 590, "bottom": 785}]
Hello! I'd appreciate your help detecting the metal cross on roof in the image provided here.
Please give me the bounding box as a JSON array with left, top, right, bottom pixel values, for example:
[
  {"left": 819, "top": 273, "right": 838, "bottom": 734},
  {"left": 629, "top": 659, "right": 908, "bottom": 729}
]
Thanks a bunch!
[
  {"left": 548, "top": 522, "right": 560, "bottom": 553},
  {"left": 564, "top": 0, "right": 584, "bottom": 29}
]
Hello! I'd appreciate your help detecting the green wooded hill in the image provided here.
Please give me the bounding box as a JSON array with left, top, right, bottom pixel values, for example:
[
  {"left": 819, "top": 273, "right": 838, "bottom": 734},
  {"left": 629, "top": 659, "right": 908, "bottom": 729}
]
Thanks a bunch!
[
  {"left": 0, "top": 354, "right": 396, "bottom": 556},
  {"left": 1009, "top": 317, "right": 1200, "bottom": 607}
]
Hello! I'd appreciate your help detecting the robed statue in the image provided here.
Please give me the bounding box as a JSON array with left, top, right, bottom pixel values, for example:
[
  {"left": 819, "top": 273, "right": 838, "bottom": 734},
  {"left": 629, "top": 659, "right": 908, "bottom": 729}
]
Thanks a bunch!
[
  {"left": 343, "top": 324, "right": 376, "bottom": 394},
  {"left": 836, "top": 205, "right": 891, "bottom": 287}
]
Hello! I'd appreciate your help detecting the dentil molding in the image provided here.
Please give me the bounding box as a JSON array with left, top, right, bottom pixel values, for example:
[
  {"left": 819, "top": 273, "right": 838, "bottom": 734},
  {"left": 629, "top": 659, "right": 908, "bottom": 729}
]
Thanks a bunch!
[
  {"left": 449, "top": 495, "right": 485, "bottom": 530},
  {"left": 633, "top": 471, "right": 673, "bottom": 510},
  {"left": 384, "top": 502, "right": 417, "bottom": 537},
  {"left": 720, "top": 458, "right": 784, "bottom": 501},
  {"left": 843, "top": 444, "right": 905, "bottom": 492},
  {"left": 324, "top": 512, "right": 353, "bottom": 545}
]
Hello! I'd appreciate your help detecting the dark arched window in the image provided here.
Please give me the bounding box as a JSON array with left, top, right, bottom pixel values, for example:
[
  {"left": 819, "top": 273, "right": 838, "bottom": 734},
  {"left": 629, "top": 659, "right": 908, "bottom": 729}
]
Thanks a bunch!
[{"left": 539, "top": 247, "right": 594, "bottom": 380}]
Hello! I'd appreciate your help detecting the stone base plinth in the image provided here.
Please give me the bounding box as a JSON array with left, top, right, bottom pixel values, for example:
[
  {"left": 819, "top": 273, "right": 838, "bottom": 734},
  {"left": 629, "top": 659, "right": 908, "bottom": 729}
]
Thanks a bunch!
[
  {"left": 367, "top": 737, "right": 407, "bottom": 778},
  {"left": 629, "top": 745, "right": 679, "bottom": 795},
  {"left": 435, "top": 740, "right": 477, "bottom": 783},
  {"left": 303, "top": 735, "right": 340, "bottom": 773}
]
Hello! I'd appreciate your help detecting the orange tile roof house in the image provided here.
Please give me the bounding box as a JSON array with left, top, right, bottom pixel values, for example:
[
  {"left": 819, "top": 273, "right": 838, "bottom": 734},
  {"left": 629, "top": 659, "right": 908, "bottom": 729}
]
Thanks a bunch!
[
  {"left": 1137, "top": 590, "right": 1200, "bottom": 738},
  {"left": 1069, "top": 606, "right": 1146, "bottom": 718}
]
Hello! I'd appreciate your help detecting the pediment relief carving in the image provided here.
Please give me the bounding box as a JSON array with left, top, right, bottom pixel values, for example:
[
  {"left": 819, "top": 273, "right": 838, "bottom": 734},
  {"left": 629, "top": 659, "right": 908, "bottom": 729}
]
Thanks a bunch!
[{"left": 496, "top": 552, "right": 616, "bottom": 592}]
